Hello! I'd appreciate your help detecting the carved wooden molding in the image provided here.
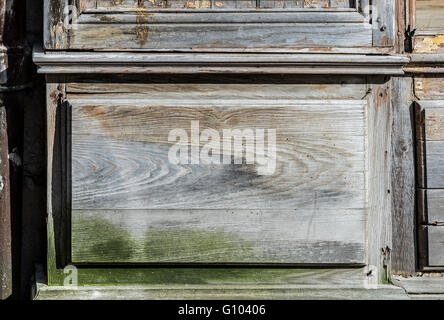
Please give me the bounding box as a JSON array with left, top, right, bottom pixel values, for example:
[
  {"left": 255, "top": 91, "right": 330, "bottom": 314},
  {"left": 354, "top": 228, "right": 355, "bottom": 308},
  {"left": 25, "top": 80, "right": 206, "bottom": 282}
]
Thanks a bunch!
[
  {"left": 34, "top": 49, "right": 409, "bottom": 75},
  {"left": 44, "top": 0, "right": 396, "bottom": 52}
]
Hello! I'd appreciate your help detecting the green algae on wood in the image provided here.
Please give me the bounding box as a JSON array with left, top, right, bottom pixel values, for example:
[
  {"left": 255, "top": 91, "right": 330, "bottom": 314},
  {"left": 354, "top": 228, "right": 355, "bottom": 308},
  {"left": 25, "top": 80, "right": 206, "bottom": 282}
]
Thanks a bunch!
[{"left": 71, "top": 217, "right": 256, "bottom": 263}]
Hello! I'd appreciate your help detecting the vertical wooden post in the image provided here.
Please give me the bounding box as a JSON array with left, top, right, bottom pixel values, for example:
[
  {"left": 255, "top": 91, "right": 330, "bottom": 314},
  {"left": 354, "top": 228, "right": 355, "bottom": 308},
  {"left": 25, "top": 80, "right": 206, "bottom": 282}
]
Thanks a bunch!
[
  {"left": 0, "top": 105, "right": 12, "bottom": 300},
  {"left": 391, "top": 76, "right": 417, "bottom": 275}
]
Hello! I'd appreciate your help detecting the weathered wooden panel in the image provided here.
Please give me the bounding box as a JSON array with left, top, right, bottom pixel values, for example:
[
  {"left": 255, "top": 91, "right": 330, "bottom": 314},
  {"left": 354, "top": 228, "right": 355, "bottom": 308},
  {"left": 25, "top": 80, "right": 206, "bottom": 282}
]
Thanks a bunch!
[
  {"left": 416, "top": 101, "right": 444, "bottom": 141},
  {"left": 96, "top": 0, "right": 353, "bottom": 9},
  {"left": 44, "top": 0, "right": 68, "bottom": 49},
  {"left": 65, "top": 75, "right": 367, "bottom": 99},
  {"left": 72, "top": 209, "right": 366, "bottom": 263},
  {"left": 260, "top": 0, "right": 303, "bottom": 8},
  {"left": 416, "top": 0, "right": 444, "bottom": 30},
  {"left": 71, "top": 99, "right": 366, "bottom": 209},
  {"left": 69, "top": 22, "right": 372, "bottom": 50},
  {"left": 391, "top": 77, "right": 416, "bottom": 275},
  {"left": 416, "top": 101, "right": 444, "bottom": 189},
  {"left": 428, "top": 226, "right": 444, "bottom": 266},
  {"left": 70, "top": 93, "right": 368, "bottom": 264},
  {"left": 372, "top": 0, "right": 395, "bottom": 46},
  {"left": 415, "top": 76, "right": 444, "bottom": 100},
  {"left": 33, "top": 51, "right": 408, "bottom": 74},
  {"left": 417, "top": 140, "right": 444, "bottom": 188},
  {"left": 97, "top": 0, "right": 166, "bottom": 9},
  {"left": 45, "top": 0, "right": 397, "bottom": 51},
  {"left": 77, "top": 11, "right": 366, "bottom": 24},
  {"left": 418, "top": 189, "right": 444, "bottom": 224},
  {"left": 366, "top": 78, "right": 393, "bottom": 283},
  {"left": 414, "top": 35, "right": 444, "bottom": 54},
  {"left": 79, "top": 0, "right": 97, "bottom": 11},
  {"left": 392, "top": 276, "right": 444, "bottom": 294}
]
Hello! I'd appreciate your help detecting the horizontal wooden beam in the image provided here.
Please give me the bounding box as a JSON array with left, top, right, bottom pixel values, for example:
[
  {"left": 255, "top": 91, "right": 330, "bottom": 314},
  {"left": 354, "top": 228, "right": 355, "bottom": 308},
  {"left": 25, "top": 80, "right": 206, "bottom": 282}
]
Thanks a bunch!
[
  {"left": 34, "top": 284, "right": 410, "bottom": 300},
  {"left": 33, "top": 266, "right": 410, "bottom": 300},
  {"left": 33, "top": 49, "right": 409, "bottom": 74}
]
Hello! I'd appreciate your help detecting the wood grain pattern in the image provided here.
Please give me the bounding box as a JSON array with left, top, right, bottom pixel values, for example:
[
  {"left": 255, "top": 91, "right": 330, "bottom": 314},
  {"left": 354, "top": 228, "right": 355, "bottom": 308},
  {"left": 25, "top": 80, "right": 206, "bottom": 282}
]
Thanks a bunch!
[
  {"left": 96, "top": 0, "right": 352, "bottom": 9},
  {"left": 416, "top": 100, "right": 444, "bottom": 141},
  {"left": 72, "top": 209, "right": 366, "bottom": 264},
  {"left": 428, "top": 226, "right": 444, "bottom": 266},
  {"left": 46, "top": 79, "right": 73, "bottom": 271},
  {"left": 44, "top": 0, "right": 68, "bottom": 49},
  {"left": 44, "top": 0, "right": 395, "bottom": 51},
  {"left": 78, "top": 12, "right": 366, "bottom": 24},
  {"left": 71, "top": 99, "right": 366, "bottom": 210},
  {"left": 34, "top": 285, "right": 409, "bottom": 300},
  {"left": 70, "top": 94, "right": 368, "bottom": 264},
  {"left": 33, "top": 50, "right": 409, "bottom": 74},
  {"left": 373, "top": 0, "right": 395, "bottom": 46},
  {"left": 366, "top": 78, "right": 393, "bottom": 284},
  {"left": 70, "top": 22, "right": 372, "bottom": 50},
  {"left": 66, "top": 78, "right": 367, "bottom": 99},
  {"left": 79, "top": 0, "right": 97, "bottom": 12},
  {"left": 41, "top": 266, "right": 373, "bottom": 287},
  {"left": 414, "top": 35, "right": 444, "bottom": 54},
  {"left": 391, "top": 77, "right": 416, "bottom": 275},
  {"left": 417, "top": 140, "right": 444, "bottom": 189},
  {"left": 35, "top": 265, "right": 409, "bottom": 300},
  {"left": 392, "top": 275, "right": 444, "bottom": 294},
  {"left": 418, "top": 189, "right": 444, "bottom": 224},
  {"left": 416, "top": 100, "right": 444, "bottom": 269},
  {"left": 415, "top": 77, "right": 444, "bottom": 100},
  {"left": 416, "top": 0, "right": 444, "bottom": 30}
]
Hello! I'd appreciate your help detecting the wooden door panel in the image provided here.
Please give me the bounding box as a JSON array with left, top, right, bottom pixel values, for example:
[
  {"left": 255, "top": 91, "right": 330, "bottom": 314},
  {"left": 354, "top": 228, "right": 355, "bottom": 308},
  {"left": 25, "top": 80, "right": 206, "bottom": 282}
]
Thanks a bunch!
[
  {"left": 428, "top": 227, "right": 444, "bottom": 267},
  {"left": 69, "top": 94, "right": 368, "bottom": 264},
  {"left": 45, "top": 0, "right": 395, "bottom": 51},
  {"left": 416, "top": 101, "right": 444, "bottom": 269},
  {"left": 418, "top": 189, "right": 444, "bottom": 224}
]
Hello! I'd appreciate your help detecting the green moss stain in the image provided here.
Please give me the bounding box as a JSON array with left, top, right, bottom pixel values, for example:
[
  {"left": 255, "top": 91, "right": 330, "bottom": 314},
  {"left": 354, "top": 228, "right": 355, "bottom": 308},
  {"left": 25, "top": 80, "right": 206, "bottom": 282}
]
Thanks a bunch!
[
  {"left": 143, "top": 229, "right": 256, "bottom": 262},
  {"left": 72, "top": 218, "right": 136, "bottom": 262},
  {"left": 72, "top": 217, "right": 258, "bottom": 263},
  {"left": 49, "top": 267, "right": 322, "bottom": 287},
  {"left": 46, "top": 216, "right": 339, "bottom": 287}
]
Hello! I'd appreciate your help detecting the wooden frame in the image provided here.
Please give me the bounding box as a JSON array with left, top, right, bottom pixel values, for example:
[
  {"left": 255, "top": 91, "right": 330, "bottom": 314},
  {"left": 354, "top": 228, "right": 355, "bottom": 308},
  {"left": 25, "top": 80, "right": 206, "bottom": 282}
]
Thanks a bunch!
[
  {"left": 34, "top": 49, "right": 409, "bottom": 74},
  {"left": 44, "top": 0, "right": 395, "bottom": 52},
  {"left": 415, "top": 100, "right": 444, "bottom": 271},
  {"left": 44, "top": 73, "right": 395, "bottom": 292}
]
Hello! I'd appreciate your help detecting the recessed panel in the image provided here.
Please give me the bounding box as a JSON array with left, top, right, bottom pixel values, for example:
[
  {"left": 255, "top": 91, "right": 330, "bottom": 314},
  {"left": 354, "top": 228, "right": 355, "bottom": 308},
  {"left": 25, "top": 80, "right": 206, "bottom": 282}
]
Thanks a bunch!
[{"left": 69, "top": 88, "right": 368, "bottom": 264}]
